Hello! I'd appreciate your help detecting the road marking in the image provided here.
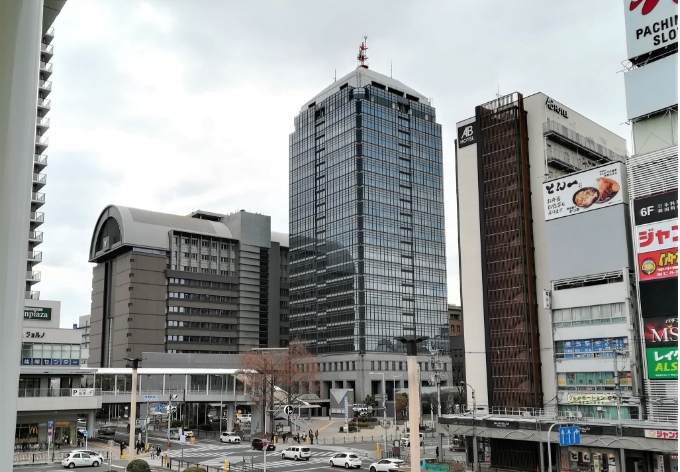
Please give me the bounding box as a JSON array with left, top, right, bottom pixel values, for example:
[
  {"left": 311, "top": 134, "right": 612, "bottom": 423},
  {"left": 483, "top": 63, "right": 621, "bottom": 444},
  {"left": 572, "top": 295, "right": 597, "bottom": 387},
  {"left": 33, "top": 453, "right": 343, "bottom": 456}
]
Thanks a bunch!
[{"left": 317, "top": 421, "right": 334, "bottom": 432}]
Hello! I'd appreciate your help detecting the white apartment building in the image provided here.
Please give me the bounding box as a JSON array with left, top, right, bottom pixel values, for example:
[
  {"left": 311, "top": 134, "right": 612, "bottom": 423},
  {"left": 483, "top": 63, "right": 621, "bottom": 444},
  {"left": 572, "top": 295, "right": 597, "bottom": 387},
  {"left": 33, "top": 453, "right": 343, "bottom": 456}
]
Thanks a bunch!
[{"left": 27, "top": 22, "right": 59, "bottom": 301}]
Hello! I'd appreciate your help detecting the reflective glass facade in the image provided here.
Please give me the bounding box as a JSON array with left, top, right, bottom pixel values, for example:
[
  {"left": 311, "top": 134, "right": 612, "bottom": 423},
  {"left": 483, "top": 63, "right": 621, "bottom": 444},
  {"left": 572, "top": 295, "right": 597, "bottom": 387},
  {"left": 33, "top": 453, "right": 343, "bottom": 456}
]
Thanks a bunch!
[{"left": 289, "top": 77, "right": 447, "bottom": 354}]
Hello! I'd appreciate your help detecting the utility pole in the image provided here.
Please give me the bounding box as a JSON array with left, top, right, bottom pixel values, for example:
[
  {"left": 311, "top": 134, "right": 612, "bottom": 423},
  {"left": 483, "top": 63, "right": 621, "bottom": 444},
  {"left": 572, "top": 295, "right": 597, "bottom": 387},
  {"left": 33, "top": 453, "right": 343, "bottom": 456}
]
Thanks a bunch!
[
  {"left": 461, "top": 382, "right": 476, "bottom": 470},
  {"left": 429, "top": 350, "right": 445, "bottom": 419},
  {"left": 124, "top": 357, "right": 143, "bottom": 461}
]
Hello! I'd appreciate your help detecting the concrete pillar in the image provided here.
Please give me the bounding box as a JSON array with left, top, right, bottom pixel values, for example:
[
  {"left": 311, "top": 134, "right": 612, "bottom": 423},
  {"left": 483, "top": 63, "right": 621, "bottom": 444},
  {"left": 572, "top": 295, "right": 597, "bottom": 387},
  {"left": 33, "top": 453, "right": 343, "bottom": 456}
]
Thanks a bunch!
[
  {"left": 0, "top": 0, "right": 43, "bottom": 468},
  {"left": 539, "top": 440, "right": 544, "bottom": 472},
  {"left": 227, "top": 403, "right": 235, "bottom": 430},
  {"left": 87, "top": 411, "right": 95, "bottom": 437},
  {"left": 473, "top": 435, "right": 478, "bottom": 470},
  {"left": 620, "top": 448, "right": 626, "bottom": 472},
  {"left": 407, "top": 356, "right": 420, "bottom": 471}
]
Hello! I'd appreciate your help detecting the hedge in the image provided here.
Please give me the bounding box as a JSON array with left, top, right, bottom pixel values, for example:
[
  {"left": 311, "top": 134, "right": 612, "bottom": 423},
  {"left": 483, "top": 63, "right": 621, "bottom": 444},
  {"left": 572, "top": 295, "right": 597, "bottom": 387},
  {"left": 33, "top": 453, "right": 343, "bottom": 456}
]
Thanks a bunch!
[{"left": 126, "top": 459, "right": 151, "bottom": 472}]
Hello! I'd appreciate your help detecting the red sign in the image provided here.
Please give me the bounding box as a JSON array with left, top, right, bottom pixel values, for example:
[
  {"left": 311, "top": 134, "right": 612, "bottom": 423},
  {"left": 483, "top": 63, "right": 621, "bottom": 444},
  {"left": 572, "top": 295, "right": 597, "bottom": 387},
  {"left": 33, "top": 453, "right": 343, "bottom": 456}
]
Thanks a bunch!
[
  {"left": 644, "top": 316, "right": 679, "bottom": 347},
  {"left": 637, "top": 219, "right": 678, "bottom": 253},
  {"left": 638, "top": 248, "right": 678, "bottom": 281},
  {"left": 644, "top": 429, "right": 678, "bottom": 439}
]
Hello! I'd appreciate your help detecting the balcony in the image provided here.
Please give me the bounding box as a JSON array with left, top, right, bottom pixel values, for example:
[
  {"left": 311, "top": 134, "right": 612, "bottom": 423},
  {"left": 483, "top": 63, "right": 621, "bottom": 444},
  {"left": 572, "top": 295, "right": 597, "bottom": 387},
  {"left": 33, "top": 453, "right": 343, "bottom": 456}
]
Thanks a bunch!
[
  {"left": 39, "top": 61, "right": 53, "bottom": 78},
  {"left": 25, "top": 291, "right": 40, "bottom": 300},
  {"left": 40, "top": 43, "right": 54, "bottom": 59},
  {"left": 27, "top": 251, "right": 42, "bottom": 262},
  {"left": 17, "top": 388, "right": 102, "bottom": 412},
  {"left": 38, "top": 79, "right": 52, "bottom": 98},
  {"left": 29, "top": 212, "right": 45, "bottom": 226},
  {"left": 28, "top": 231, "right": 43, "bottom": 243},
  {"left": 33, "top": 154, "right": 48, "bottom": 168},
  {"left": 36, "top": 98, "right": 51, "bottom": 111},
  {"left": 545, "top": 147, "right": 598, "bottom": 174},
  {"left": 543, "top": 119, "right": 627, "bottom": 165},
  {"left": 26, "top": 271, "right": 41, "bottom": 284},
  {"left": 36, "top": 117, "right": 50, "bottom": 129},
  {"left": 44, "top": 27, "right": 54, "bottom": 44},
  {"left": 31, "top": 192, "right": 45, "bottom": 207},
  {"left": 32, "top": 173, "right": 46, "bottom": 189}
]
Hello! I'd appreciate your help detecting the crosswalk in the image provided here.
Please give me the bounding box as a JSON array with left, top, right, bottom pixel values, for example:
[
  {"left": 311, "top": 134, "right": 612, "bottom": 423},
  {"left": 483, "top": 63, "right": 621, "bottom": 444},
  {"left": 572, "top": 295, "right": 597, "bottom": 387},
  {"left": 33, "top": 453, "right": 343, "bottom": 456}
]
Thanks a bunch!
[
  {"left": 166, "top": 443, "right": 249, "bottom": 458},
  {"left": 200, "top": 450, "right": 366, "bottom": 469}
]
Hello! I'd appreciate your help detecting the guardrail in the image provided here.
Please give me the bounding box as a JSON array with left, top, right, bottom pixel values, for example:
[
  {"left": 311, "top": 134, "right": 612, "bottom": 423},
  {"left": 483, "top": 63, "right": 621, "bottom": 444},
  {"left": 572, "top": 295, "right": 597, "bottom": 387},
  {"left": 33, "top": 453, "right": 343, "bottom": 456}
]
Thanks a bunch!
[{"left": 18, "top": 388, "right": 102, "bottom": 397}]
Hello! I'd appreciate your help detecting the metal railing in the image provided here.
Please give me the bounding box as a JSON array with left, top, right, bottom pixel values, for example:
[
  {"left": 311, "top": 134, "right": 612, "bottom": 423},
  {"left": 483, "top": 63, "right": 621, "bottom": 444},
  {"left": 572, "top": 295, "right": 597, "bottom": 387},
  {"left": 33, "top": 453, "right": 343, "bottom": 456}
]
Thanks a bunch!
[
  {"left": 35, "top": 135, "right": 49, "bottom": 146},
  {"left": 28, "top": 231, "right": 43, "bottom": 241},
  {"left": 36, "top": 117, "right": 50, "bottom": 127},
  {"left": 34, "top": 154, "right": 48, "bottom": 165},
  {"left": 31, "top": 192, "right": 45, "bottom": 203},
  {"left": 30, "top": 211, "right": 45, "bottom": 222},
  {"left": 40, "top": 43, "right": 54, "bottom": 54},
  {"left": 27, "top": 251, "right": 42, "bottom": 261},
  {"left": 46, "top": 27, "right": 55, "bottom": 37},
  {"left": 33, "top": 173, "right": 47, "bottom": 184},
  {"left": 39, "top": 61, "right": 53, "bottom": 72},
  {"left": 39, "top": 79, "right": 52, "bottom": 90},
  {"left": 26, "top": 271, "right": 41, "bottom": 282},
  {"left": 37, "top": 98, "right": 51, "bottom": 108},
  {"left": 545, "top": 147, "right": 596, "bottom": 173},
  {"left": 25, "top": 291, "right": 40, "bottom": 300},
  {"left": 18, "top": 387, "right": 102, "bottom": 398},
  {"left": 543, "top": 119, "right": 627, "bottom": 163}
]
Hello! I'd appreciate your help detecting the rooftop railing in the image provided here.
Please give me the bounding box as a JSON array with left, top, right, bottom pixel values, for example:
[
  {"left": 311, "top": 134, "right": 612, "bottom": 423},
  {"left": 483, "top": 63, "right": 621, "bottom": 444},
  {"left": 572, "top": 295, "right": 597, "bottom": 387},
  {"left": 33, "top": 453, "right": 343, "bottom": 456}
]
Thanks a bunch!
[{"left": 543, "top": 119, "right": 627, "bottom": 164}]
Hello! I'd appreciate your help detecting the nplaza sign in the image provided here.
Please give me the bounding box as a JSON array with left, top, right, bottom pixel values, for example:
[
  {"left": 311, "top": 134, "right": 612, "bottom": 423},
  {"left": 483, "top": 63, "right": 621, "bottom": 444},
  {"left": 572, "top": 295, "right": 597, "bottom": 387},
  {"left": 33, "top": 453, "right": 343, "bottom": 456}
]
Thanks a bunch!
[{"left": 24, "top": 307, "right": 52, "bottom": 321}]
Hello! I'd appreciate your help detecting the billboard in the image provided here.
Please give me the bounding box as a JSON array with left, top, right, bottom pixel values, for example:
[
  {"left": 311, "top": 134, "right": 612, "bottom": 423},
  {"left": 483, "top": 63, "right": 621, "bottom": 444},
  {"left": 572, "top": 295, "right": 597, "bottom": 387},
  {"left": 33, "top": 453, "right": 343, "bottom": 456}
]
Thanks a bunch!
[
  {"left": 624, "top": 54, "right": 679, "bottom": 120},
  {"left": 646, "top": 346, "right": 678, "bottom": 380},
  {"left": 24, "top": 307, "right": 52, "bottom": 321},
  {"left": 640, "top": 277, "right": 679, "bottom": 317},
  {"left": 623, "top": 0, "right": 678, "bottom": 61},
  {"left": 638, "top": 248, "right": 678, "bottom": 281},
  {"left": 634, "top": 190, "right": 678, "bottom": 225},
  {"left": 636, "top": 218, "right": 678, "bottom": 253},
  {"left": 644, "top": 316, "right": 678, "bottom": 347},
  {"left": 543, "top": 163, "right": 625, "bottom": 221}
]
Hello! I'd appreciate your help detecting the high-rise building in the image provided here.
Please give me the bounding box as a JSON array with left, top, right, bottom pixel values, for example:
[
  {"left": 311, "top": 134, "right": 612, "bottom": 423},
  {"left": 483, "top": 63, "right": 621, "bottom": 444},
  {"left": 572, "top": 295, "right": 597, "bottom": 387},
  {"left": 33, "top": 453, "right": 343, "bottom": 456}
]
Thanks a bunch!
[
  {"left": 289, "top": 65, "right": 448, "bottom": 355},
  {"left": 26, "top": 19, "right": 60, "bottom": 301},
  {"left": 622, "top": 0, "right": 678, "bottom": 430},
  {"left": 455, "top": 92, "right": 637, "bottom": 469},
  {"left": 87, "top": 206, "right": 289, "bottom": 367}
]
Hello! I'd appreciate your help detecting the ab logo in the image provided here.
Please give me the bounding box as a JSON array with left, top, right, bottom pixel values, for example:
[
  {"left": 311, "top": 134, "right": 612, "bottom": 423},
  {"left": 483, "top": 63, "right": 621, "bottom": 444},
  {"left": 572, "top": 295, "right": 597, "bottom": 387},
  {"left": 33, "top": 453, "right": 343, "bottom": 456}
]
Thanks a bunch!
[{"left": 458, "top": 122, "right": 477, "bottom": 148}]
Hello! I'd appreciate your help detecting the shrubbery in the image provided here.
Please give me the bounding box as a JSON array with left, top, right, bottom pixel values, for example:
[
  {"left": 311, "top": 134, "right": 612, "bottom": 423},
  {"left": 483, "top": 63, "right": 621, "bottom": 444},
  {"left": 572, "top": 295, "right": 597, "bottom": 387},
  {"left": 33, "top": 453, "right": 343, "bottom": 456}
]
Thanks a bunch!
[
  {"left": 197, "top": 423, "right": 212, "bottom": 431},
  {"left": 182, "top": 468, "right": 207, "bottom": 472},
  {"left": 126, "top": 459, "right": 151, "bottom": 472}
]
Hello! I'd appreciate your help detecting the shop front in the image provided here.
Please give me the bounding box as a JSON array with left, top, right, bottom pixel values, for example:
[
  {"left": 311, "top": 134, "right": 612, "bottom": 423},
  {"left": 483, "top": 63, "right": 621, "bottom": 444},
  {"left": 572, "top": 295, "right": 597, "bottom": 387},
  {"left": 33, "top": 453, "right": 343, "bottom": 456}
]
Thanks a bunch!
[
  {"left": 562, "top": 447, "right": 620, "bottom": 472},
  {"left": 15, "top": 419, "right": 76, "bottom": 448}
]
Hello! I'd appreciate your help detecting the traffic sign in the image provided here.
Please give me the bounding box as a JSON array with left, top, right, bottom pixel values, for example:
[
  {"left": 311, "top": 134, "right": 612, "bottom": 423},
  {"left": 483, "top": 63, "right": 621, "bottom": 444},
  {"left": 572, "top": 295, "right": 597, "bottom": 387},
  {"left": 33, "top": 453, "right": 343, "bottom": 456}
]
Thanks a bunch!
[
  {"left": 143, "top": 395, "right": 158, "bottom": 401},
  {"left": 283, "top": 405, "right": 294, "bottom": 415},
  {"left": 559, "top": 426, "right": 581, "bottom": 446},
  {"left": 158, "top": 404, "right": 164, "bottom": 412},
  {"left": 47, "top": 421, "right": 53, "bottom": 438},
  {"left": 141, "top": 427, "right": 146, "bottom": 433},
  {"left": 82, "top": 430, "right": 89, "bottom": 437}
]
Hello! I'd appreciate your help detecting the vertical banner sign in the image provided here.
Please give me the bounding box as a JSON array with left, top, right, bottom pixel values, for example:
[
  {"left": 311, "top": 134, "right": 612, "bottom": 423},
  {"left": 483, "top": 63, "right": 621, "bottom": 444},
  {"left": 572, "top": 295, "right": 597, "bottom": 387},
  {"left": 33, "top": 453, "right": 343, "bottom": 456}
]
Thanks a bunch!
[
  {"left": 47, "top": 420, "right": 53, "bottom": 441},
  {"left": 343, "top": 395, "right": 348, "bottom": 424}
]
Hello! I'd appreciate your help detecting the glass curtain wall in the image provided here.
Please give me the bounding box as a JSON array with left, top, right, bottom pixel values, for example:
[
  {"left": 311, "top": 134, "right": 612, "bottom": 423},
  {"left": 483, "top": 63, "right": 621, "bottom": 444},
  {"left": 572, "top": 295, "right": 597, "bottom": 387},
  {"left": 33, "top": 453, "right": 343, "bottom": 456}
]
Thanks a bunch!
[{"left": 289, "top": 81, "right": 447, "bottom": 354}]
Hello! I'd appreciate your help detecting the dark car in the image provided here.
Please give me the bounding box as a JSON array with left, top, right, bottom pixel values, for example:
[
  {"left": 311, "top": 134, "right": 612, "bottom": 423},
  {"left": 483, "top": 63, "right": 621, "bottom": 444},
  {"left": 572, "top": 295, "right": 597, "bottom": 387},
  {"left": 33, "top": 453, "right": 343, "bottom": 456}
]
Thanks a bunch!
[
  {"left": 251, "top": 438, "right": 276, "bottom": 451},
  {"left": 97, "top": 426, "right": 116, "bottom": 437}
]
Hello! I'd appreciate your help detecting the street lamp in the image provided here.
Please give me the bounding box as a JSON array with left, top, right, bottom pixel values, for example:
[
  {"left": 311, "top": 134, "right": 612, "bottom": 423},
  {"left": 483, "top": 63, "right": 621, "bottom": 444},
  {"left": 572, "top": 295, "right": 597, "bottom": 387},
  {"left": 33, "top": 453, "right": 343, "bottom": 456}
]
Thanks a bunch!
[
  {"left": 460, "top": 381, "right": 477, "bottom": 470},
  {"left": 369, "top": 372, "right": 388, "bottom": 455},
  {"left": 124, "top": 357, "right": 144, "bottom": 460},
  {"left": 395, "top": 336, "right": 428, "bottom": 472}
]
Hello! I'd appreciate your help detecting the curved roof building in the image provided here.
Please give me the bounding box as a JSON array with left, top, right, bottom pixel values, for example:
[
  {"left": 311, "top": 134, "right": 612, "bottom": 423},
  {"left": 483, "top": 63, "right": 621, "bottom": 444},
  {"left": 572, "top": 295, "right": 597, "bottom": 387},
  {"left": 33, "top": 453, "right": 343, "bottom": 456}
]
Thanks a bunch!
[{"left": 87, "top": 205, "right": 289, "bottom": 367}]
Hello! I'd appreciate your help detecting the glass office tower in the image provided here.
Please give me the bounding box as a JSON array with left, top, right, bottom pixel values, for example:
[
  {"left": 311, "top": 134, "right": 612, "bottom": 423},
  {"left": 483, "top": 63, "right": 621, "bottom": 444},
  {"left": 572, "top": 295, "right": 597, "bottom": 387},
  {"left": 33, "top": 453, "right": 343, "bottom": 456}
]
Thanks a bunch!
[{"left": 289, "top": 68, "right": 447, "bottom": 355}]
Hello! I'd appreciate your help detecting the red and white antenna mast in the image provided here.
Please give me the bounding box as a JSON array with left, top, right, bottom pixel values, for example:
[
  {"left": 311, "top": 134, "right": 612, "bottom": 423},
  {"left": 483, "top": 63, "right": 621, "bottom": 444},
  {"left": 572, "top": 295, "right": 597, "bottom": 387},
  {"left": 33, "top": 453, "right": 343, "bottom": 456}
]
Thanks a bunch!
[{"left": 357, "top": 36, "right": 369, "bottom": 69}]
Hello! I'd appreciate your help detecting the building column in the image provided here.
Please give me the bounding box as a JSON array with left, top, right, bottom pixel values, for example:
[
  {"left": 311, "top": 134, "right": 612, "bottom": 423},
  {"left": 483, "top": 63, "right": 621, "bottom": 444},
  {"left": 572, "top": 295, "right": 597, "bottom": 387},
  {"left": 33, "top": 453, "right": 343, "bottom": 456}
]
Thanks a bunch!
[
  {"left": 87, "top": 411, "right": 95, "bottom": 437},
  {"left": 0, "top": 0, "right": 44, "bottom": 468},
  {"left": 620, "top": 448, "right": 626, "bottom": 472},
  {"left": 226, "top": 403, "right": 235, "bottom": 430}
]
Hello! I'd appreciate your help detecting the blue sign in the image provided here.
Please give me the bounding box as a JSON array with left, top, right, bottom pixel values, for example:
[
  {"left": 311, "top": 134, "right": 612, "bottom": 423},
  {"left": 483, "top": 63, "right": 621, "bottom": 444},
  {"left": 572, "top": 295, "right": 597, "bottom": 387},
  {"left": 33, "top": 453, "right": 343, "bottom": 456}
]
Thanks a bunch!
[
  {"left": 47, "top": 420, "right": 54, "bottom": 426},
  {"left": 82, "top": 430, "right": 89, "bottom": 436},
  {"left": 141, "top": 427, "right": 146, "bottom": 433},
  {"left": 157, "top": 404, "right": 164, "bottom": 412},
  {"left": 559, "top": 426, "right": 581, "bottom": 446}
]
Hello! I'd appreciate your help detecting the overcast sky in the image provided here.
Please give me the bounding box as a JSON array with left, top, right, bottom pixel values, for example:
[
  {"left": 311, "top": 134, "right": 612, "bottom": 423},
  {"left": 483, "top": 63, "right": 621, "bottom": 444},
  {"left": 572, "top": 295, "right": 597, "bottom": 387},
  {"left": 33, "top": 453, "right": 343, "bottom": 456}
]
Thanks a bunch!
[{"left": 42, "top": 0, "right": 630, "bottom": 328}]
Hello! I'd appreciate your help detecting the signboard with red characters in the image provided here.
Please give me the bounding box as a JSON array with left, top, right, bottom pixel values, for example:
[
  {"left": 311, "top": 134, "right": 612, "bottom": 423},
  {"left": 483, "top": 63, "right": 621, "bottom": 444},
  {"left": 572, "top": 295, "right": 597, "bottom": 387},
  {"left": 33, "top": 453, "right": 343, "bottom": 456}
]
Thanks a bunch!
[
  {"left": 644, "top": 316, "right": 679, "bottom": 347},
  {"left": 638, "top": 248, "right": 678, "bottom": 281},
  {"left": 636, "top": 219, "right": 678, "bottom": 253},
  {"left": 644, "top": 429, "right": 678, "bottom": 440},
  {"left": 623, "top": 0, "right": 679, "bottom": 61}
]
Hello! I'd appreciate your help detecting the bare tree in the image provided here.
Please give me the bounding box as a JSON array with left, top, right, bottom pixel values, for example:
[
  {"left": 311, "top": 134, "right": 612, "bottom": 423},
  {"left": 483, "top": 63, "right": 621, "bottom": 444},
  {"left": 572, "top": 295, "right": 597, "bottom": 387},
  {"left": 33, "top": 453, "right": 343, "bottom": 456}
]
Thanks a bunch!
[{"left": 238, "top": 341, "right": 320, "bottom": 434}]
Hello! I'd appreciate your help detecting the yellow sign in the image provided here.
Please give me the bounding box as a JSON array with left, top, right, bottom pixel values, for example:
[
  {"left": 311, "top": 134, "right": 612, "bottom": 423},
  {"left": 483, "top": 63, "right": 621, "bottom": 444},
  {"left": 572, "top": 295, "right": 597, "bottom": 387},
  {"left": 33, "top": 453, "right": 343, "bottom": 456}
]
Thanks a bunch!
[{"left": 567, "top": 393, "right": 617, "bottom": 405}]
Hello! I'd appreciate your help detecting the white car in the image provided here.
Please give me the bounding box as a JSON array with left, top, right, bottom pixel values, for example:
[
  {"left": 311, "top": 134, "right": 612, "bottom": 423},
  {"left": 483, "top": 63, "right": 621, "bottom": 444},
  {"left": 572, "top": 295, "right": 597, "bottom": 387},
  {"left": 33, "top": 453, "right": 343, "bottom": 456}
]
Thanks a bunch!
[
  {"left": 61, "top": 451, "right": 101, "bottom": 468},
  {"left": 281, "top": 446, "right": 311, "bottom": 461},
  {"left": 220, "top": 431, "right": 241, "bottom": 443},
  {"left": 368, "top": 458, "right": 405, "bottom": 472},
  {"left": 329, "top": 452, "right": 362, "bottom": 468},
  {"left": 399, "top": 432, "right": 424, "bottom": 447}
]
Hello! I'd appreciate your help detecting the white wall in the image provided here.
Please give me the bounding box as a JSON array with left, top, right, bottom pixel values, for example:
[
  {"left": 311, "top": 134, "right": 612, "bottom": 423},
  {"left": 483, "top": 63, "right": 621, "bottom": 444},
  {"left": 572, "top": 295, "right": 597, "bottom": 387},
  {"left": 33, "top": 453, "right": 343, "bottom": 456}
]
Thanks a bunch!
[
  {"left": 455, "top": 116, "right": 489, "bottom": 411},
  {"left": 23, "top": 299, "right": 61, "bottom": 329}
]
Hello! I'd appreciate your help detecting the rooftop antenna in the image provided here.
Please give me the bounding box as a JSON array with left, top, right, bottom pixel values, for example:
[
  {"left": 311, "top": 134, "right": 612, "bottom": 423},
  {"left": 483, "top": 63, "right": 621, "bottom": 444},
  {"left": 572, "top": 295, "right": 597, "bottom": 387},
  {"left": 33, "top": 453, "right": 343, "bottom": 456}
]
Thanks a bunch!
[
  {"left": 357, "top": 35, "right": 369, "bottom": 69},
  {"left": 496, "top": 84, "right": 500, "bottom": 98}
]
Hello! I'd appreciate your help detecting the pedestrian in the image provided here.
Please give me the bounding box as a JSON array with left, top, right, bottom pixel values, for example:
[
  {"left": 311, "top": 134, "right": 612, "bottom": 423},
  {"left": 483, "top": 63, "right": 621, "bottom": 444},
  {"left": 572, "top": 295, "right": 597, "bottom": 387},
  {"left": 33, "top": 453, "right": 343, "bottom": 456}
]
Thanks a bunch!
[
  {"left": 119, "top": 441, "right": 124, "bottom": 458},
  {"left": 310, "top": 435, "right": 314, "bottom": 445},
  {"left": 315, "top": 430, "right": 319, "bottom": 441},
  {"left": 157, "top": 445, "right": 161, "bottom": 458},
  {"left": 436, "top": 446, "right": 439, "bottom": 459}
]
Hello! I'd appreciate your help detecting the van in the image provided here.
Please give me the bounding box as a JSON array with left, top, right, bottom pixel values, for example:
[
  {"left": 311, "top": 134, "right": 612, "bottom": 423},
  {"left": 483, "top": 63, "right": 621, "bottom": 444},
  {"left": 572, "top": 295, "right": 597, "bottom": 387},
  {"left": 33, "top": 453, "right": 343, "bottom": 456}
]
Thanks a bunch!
[{"left": 400, "top": 432, "right": 424, "bottom": 447}]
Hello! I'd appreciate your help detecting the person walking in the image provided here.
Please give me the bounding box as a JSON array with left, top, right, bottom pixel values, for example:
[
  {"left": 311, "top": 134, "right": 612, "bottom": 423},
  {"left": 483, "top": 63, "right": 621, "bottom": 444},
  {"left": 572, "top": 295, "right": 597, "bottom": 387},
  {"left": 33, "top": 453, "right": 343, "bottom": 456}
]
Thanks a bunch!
[
  {"left": 315, "top": 430, "right": 319, "bottom": 441},
  {"left": 119, "top": 441, "right": 125, "bottom": 458},
  {"left": 157, "top": 445, "right": 161, "bottom": 458}
]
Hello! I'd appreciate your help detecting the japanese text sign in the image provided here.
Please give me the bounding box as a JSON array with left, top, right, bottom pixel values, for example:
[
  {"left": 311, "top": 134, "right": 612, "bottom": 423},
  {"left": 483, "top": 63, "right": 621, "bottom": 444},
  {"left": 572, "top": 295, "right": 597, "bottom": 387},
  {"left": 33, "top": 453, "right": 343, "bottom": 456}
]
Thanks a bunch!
[{"left": 636, "top": 219, "right": 678, "bottom": 253}]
